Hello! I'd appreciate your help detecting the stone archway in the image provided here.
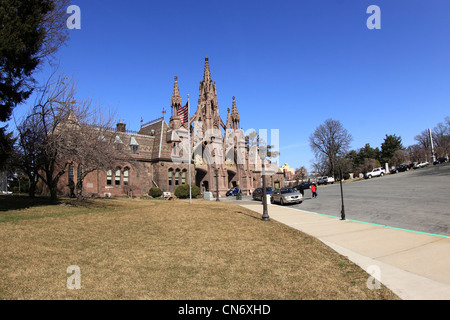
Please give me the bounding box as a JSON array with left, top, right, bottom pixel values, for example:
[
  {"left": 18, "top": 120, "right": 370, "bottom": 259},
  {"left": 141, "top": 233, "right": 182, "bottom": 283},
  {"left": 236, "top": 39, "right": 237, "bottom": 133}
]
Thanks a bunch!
[
  {"left": 195, "top": 167, "right": 208, "bottom": 192},
  {"left": 227, "top": 168, "right": 237, "bottom": 189}
]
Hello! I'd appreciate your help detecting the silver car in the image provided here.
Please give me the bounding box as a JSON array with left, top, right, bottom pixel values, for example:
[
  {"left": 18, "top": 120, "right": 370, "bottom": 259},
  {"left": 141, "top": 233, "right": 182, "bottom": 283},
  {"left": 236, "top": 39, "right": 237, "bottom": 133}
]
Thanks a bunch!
[{"left": 270, "top": 187, "right": 303, "bottom": 205}]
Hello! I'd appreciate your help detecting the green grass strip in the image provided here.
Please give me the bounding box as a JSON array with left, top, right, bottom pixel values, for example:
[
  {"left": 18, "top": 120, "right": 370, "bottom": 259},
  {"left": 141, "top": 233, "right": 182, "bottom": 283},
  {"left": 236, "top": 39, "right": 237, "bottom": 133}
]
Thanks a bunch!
[
  {"left": 345, "top": 218, "right": 449, "bottom": 238},
  {"left": 296, "top": 208, "right": 449, "bottom": 239}
]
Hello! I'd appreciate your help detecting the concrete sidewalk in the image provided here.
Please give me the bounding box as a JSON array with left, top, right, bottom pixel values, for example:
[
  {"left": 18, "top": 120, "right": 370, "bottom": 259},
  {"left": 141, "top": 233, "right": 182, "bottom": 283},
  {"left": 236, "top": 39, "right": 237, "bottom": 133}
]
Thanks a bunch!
[{"left": 234, "top": 200, "right": 450, "bottom": 300}]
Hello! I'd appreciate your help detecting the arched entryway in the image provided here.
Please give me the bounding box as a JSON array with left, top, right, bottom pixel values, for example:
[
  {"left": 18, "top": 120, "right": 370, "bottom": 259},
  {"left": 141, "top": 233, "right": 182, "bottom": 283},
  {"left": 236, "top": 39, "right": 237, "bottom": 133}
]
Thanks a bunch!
[
  {"left": 195, "top": 167, "right": 208, "bottom": 192},
  {"left": 227, "top": 168, "right": 237, "bottom": 189}
]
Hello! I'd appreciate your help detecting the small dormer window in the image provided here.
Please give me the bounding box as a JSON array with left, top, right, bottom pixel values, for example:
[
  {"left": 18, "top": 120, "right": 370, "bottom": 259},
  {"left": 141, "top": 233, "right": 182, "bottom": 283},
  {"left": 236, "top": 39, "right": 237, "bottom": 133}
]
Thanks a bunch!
[
  {"left": 130, "top": 137, "right": 139, "bottom": 154},
  {"left": 115, "top": 136, "right": 124, "bottom": 151},
  {"left": 131, "top": 145, "right": 139, "bottom": 153}
]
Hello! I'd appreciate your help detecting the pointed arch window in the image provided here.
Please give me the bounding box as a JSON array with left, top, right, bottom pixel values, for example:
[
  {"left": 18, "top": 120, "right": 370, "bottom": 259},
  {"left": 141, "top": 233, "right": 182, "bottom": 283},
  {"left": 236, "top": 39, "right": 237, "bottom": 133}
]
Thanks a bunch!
[
  {"left": 107, "top": 169, "right": 113, "bottom": 186},
  {"left": 123, "top": 167, "right": 130, "bottom": 186},
  {"left": 182, "top": 170, "right": 187, "bottom": 184},
  {"left": 168, "top": 169, "right": 174, "bottom": 186},
  {"left": 175, "top": 169, "right": 180, "bottom": 186},
  {"left": 68, "top": 164, "right": 74, "bottom": 184},
  {"left": 115, "top": 167, "right": 121, "bottom": 186}
]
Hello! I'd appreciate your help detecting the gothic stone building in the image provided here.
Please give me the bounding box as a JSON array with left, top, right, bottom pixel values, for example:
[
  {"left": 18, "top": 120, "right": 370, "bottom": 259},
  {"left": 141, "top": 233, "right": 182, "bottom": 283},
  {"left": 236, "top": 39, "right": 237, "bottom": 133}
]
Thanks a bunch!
[{"left": 57, "top": 58, "right": 284, "bottom": 197}]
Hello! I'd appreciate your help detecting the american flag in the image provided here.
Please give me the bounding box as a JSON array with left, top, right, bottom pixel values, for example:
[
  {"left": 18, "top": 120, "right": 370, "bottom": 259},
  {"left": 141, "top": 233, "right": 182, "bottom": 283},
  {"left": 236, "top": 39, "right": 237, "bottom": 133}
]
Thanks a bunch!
[{"left": 178, "top": 102, "right": 189, "bottom": 124}]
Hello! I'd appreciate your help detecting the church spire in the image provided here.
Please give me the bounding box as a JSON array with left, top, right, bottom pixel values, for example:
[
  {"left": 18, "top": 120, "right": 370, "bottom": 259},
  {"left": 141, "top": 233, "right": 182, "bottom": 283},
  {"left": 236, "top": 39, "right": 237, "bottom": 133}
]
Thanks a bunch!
[
  {"left": 169, "top": 76, "right": 182, "bottom": 130},
  {"left": 203, "top": 57, "right": 211, "bottom": 82},
  {"left": 232, "top": 96, "right": 238, "bottom": 114},
  {"left": 230, "top": 96, "right": 240, "bottom": 130},
  {"left": 171, "top": 76, "right": 182, "bottom": 109},
  {"left": 192, "top": 57, "right": 225, "bottom": 133}
]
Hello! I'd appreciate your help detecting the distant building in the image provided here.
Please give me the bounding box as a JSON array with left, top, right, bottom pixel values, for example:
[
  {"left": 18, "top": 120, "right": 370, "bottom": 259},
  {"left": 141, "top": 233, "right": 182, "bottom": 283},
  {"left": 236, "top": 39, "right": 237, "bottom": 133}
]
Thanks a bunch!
[
  {"left": 280, "top": 163, "right": 295, "bottom": 181},
  {"left": 56, "top": 58, "right": 284, "bottom": 197}
]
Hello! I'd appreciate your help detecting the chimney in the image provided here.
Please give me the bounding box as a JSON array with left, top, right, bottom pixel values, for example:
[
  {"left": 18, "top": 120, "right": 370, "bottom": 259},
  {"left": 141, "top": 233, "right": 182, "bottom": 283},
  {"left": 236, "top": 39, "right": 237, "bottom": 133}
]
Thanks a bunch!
[{"left": 116, "top": 122, "right": 126, "bottom": 133}]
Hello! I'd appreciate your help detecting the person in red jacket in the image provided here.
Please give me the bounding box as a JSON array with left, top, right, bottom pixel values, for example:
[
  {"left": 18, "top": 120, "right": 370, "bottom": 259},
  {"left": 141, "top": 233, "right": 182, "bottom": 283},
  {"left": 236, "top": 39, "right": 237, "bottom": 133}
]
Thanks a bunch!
[{"left": 311, "top": 183, "right": 317, "bottom": 198}]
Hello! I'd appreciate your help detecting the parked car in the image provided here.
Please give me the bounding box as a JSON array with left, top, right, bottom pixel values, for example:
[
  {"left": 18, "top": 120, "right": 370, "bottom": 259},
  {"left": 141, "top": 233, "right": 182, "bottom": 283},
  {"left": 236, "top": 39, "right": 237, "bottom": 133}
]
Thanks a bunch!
[
  {"left": 364, "top": 167, "right": 385, "bottom": 179},
  {"left": 270, "top": 187, "right": 303, "bottom": 205},
  {"left": 391, "top": 164, "right": 408, "bottom": 173},
  {"left": 398, "top": 164, "right": 410, "bottom": 172},
  {"left": 413, "top": 161, "right": 429, "bottom": 169},
  {"left": 433, "top": 157, "right": 448, "bottom": 165},
  {"left": 317, "top": 176, "right": 335, "bottom": 185},
  {"left": 252, "top": 187, "right": 274, "bottom": 201},
  {"left": 226, "top": 187, "right": 242, "bottom": 197}
]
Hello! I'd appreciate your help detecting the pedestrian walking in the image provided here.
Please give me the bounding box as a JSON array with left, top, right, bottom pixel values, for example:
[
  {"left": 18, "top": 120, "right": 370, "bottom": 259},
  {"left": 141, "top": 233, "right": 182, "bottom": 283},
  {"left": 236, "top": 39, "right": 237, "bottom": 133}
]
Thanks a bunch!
[
  {"left": 311, "top": 183, "right": 317, "bottom": 198},
  {"left": 298, "top": 183, "right": 304, "bottom": 196}
]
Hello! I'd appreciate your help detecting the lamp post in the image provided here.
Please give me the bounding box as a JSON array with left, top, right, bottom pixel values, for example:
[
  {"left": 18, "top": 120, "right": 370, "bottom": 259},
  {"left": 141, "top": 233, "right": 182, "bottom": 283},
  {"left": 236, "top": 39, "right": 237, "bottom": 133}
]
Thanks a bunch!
[
  {"left": 261, "top": 163, "right": 270, "bottom": 221},
  {"left": 215, "top": 168, "right": 220, "bottom": 202},
  {"left": 339, "top": 167, "right": 346, "bottom": 221},
  {"left": 188, "top": 94, "right": 192, "bottom": 204}
]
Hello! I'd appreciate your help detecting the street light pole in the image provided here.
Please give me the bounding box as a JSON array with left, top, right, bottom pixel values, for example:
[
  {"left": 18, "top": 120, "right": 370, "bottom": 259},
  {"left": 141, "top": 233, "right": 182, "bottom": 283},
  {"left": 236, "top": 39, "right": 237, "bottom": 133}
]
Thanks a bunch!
[
  {"left": 188, "top": 94, "right": 192, "bottom": 204},
  {"left": 339, "top": 167, "right": 346, "bottom": 221},
  {"left": 261, "top": 163, "right": 270, "bottom": 221},
  {"left": 215, "top": 168, "right": 220, "bottom": 202}
]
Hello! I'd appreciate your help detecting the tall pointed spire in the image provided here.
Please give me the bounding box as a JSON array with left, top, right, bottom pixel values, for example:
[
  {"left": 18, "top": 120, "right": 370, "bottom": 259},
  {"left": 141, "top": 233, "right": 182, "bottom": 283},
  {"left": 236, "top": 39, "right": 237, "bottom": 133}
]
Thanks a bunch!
[
  {"left": 169, "top": 76, "right": 182, "bottom": 130},
  {"left": 203, "top": 57, "right": 211, "bottom": 82},
  {"left": 193, "top": 57, "right": 223, "bottom": 133},
  {"left": 171, "top": 76, "right": 182, "bottom": 108},
  {"left": 232, "top": 96, "right": 238, "bottom": 113},
  {"left": 231, "top": 96, "right": 240, "bottom": 130}
]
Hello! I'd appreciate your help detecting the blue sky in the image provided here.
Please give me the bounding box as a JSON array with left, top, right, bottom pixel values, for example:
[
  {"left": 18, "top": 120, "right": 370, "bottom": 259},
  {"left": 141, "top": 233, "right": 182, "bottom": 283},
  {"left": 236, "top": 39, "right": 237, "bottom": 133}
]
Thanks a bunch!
[{"left": 10, "top": 0, "right": 450, "bottom": 171}]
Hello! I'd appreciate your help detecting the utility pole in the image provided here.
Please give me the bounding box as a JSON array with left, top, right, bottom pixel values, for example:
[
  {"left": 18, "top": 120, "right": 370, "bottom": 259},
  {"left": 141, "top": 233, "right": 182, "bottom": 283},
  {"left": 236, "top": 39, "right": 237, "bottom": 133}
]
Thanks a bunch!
[{"left": 429, "top": 128, "right": 436, "bottom": 163}]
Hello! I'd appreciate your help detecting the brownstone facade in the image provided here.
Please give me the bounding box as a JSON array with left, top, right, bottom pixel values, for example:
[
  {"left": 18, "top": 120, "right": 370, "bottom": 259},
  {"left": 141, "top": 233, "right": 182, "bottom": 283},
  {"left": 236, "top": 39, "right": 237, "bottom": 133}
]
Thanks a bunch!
[{"left": 56, "top": 58, "right": 284, "bottom": 197}]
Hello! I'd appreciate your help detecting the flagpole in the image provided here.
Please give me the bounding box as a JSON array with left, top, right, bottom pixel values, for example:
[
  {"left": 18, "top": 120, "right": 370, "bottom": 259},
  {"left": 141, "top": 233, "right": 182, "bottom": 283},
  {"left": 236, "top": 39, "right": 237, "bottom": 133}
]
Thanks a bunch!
[{"left": 188, "top": 94, "right": 192, "bottom": 204}]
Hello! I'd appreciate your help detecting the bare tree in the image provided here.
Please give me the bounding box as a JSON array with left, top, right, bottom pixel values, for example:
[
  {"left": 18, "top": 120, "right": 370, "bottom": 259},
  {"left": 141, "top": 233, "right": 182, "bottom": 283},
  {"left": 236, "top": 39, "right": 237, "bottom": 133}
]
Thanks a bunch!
[
  {"left": 407, "top": 144, "right": 424, "bottom": 163},
  {"left": 27, "top": 73, "right": 81, "bottom": 202},
  {"left": 69, "top": 103, "right": 130, "bottom": 199},
  {"left": 294, "top": 166, "right": 308, "bottom": 183},
  {"left": 390, "top": 149, "right": 410, "bottom": 167},
  {"left": 38, "top": 0, "right": 71, "bottom": 64},
  {"left": 413, "top": 119, "right": 450, "bottom": 161},
  {"left": 309, "top": 119, "right": 353, "bottom": 178},
  {"left": 14, "top": 110, "right": 46, "bottom": 198},
  {"left": 357, "top": 158, "right": 381, "bottom": 175},
  {"left": 414, "top": 130, "right": 431, "bottom": 160},
  {"left": 311, "top": 155, "right": 329, "bottom": 177},
  {"left": 18, "top": 72, "right": 123, "bottom": 202},
  {"left": 432, "top": 121, "right": 450, "bottom": 158}
]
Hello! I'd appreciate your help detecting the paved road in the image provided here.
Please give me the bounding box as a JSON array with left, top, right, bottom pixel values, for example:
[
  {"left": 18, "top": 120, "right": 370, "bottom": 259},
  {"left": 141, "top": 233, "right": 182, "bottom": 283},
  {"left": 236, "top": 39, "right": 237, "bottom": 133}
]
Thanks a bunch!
[{"left": 229, "top": 163, "right": 450, "bottom": 237}]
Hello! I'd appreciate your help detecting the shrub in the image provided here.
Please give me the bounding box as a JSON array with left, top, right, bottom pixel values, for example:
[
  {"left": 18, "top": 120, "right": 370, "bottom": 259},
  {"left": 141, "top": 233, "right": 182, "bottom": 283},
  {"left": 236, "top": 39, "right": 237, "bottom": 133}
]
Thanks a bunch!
[
  {"left": 174, "top": 184, "right": 201, "bottom": 199},
  {"left": 148, "top": 187, "right": 163, "bottom": 198}
]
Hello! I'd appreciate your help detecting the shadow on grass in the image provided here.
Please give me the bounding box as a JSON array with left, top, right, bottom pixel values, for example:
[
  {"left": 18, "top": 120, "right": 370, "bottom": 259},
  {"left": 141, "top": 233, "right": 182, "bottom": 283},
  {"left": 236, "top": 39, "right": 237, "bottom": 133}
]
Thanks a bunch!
[
  {"left": 0, "top": 195, "right": 124, "bottom": 223},
  {"left": 0, "top": 195, "right": 57, "bottom": 212},
  {"left": 235, "top": 210, "right": 264, "bottom": 221}
]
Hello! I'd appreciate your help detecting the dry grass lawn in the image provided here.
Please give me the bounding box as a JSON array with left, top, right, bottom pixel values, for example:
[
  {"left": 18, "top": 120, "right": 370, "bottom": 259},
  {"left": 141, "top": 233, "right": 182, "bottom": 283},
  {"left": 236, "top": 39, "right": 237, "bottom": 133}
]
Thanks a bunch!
[{"left": 0, "top": 196, "right": 399, "bottom": 300}]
